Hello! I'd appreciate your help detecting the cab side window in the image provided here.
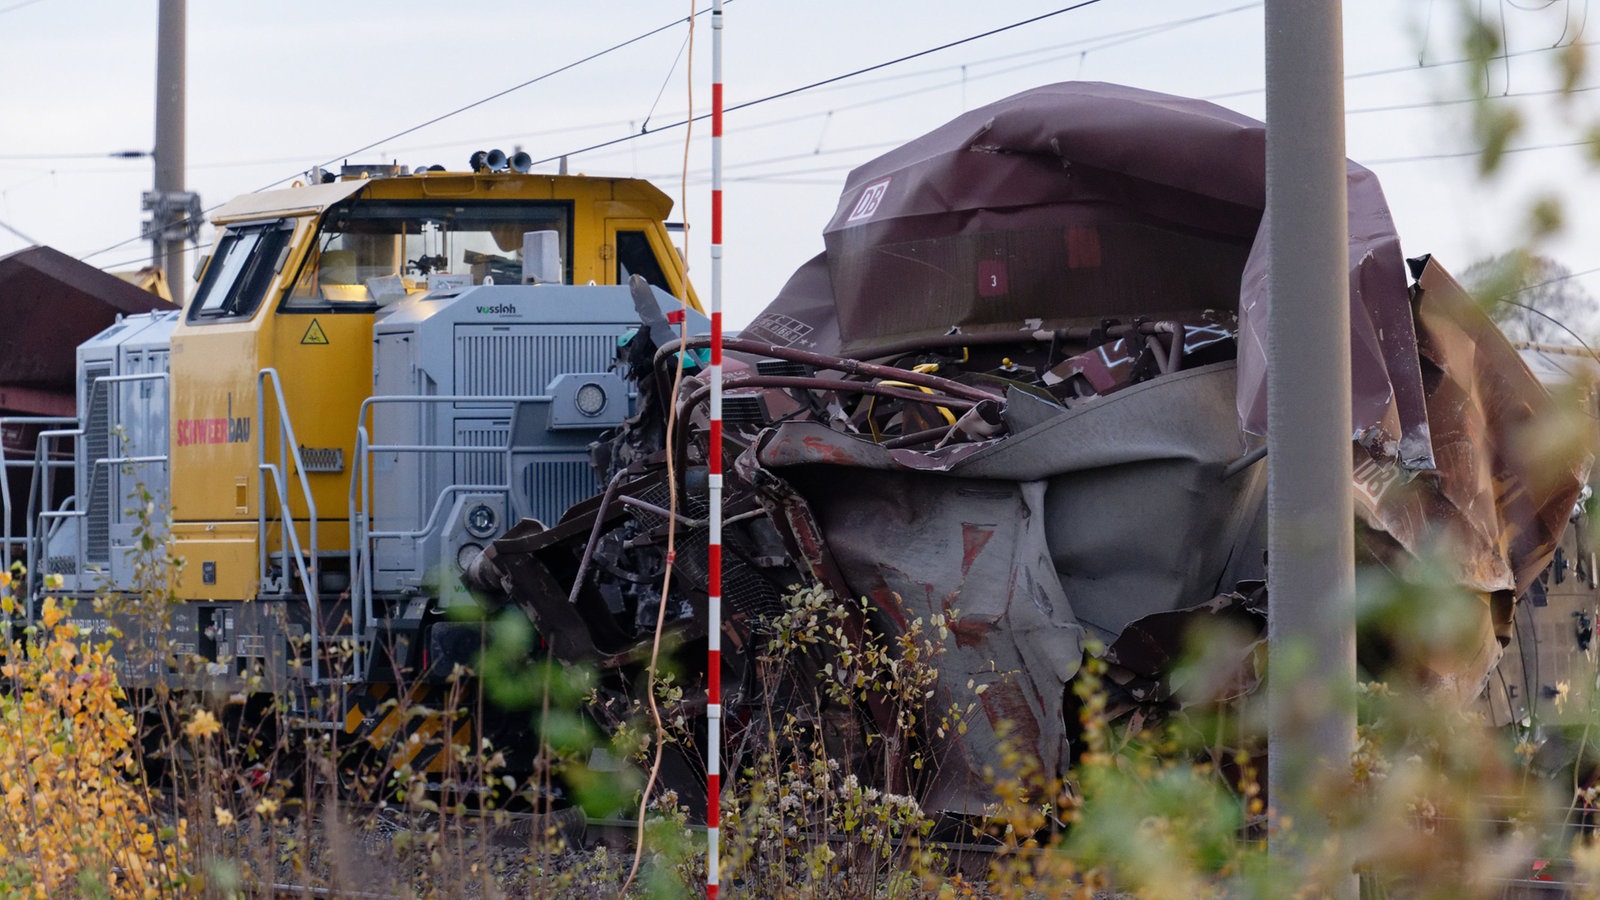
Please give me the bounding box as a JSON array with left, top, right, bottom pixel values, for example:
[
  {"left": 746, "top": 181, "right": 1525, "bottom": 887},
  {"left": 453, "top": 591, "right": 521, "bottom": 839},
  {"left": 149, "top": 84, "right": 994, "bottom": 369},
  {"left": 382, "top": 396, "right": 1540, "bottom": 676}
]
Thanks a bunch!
[
  {"left": 189, "top": 221, "right": 292, "bottom": 322},
  {"left": 615, "top": 230, "right": 672, "bottom": 293}
]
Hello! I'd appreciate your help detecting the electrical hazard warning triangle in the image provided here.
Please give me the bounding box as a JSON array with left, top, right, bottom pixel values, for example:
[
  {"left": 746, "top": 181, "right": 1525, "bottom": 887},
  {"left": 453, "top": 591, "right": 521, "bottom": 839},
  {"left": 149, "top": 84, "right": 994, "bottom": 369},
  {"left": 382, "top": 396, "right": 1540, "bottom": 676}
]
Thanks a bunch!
[{"left": 301, "top": 319, "right": 329, "bottom": 345}]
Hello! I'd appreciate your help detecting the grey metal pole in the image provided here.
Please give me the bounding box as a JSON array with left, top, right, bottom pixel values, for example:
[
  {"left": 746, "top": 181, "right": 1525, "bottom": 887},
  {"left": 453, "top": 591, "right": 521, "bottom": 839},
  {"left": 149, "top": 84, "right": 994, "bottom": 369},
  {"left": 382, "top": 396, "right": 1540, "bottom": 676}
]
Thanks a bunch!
[
  {"left": 154, "top": 0, "right": 186, "bottom": 307},
  {"left": 1264, "top": 0, "right": 1356, "bottom": 890}
]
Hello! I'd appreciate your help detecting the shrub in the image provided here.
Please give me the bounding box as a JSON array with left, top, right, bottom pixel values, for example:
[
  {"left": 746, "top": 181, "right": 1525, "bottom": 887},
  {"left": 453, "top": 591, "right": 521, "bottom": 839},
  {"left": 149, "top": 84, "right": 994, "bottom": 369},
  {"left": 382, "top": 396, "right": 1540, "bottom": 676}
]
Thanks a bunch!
[{"left": 0, "top": 581, "right": 190, "bottom": 897}]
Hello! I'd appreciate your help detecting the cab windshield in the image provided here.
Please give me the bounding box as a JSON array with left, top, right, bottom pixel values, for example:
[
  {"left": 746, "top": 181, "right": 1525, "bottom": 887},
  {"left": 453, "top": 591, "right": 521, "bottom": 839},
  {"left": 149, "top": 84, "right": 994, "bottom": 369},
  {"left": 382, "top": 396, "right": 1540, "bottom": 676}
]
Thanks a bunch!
[{"left": 285, "top": 200, "right": 573, "bottom": 309}]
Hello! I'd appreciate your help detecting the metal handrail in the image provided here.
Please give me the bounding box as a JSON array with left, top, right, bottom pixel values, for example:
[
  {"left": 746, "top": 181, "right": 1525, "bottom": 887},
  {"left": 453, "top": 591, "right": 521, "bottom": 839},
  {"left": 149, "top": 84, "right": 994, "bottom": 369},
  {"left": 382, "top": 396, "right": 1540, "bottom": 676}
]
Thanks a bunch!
[
  {"left": 25, "top": 427, "right": 80, "bottom": 621},
  {"left": 349, "top": 425, "right": 370, "bottom": 670},
  {"left": 10, "top": 371, "right": 171, "bottom": 616},
  {"left": 257, "top": 368, "right": 323, "bottom": 684},
  {"left": 363, "top": 480, "right": 512, "bottom": 542},
  {"left": 69, "top": 372, "right": 170, "bottom": 580},
  {"left": 347, "top": 392, "right": 554, "bottom": 665},
  {"left": 0, "top": 415, "right": 76, "bottom": 574}
]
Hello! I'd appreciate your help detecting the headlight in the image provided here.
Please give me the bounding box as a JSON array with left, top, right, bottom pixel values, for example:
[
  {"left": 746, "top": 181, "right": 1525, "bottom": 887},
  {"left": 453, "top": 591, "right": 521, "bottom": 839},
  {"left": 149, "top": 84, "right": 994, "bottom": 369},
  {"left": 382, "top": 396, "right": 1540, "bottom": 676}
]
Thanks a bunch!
[
  {"left": 456, "top": 542, "right": 483, "bottom": 571},
  {"left": 574, "top": 381, "right": 607, "bottom": 417},
  {"left": 465, "top": 503, "right": 497, "bottom": 538}
]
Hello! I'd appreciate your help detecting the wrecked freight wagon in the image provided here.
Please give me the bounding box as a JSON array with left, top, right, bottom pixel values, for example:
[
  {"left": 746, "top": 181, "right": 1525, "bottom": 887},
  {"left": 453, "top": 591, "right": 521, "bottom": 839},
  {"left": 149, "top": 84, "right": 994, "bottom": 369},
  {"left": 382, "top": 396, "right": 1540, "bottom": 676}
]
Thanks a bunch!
[{"left": 463, "top": 82, "right": 1587, "bottom": 816}]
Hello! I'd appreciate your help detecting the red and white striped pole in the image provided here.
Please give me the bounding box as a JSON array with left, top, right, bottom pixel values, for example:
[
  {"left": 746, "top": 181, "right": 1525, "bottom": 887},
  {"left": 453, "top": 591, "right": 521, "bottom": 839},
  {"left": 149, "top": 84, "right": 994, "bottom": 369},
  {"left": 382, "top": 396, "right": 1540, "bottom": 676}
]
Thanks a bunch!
[{"left": 706, "top": 1, "right": 725, "bottom": 897}]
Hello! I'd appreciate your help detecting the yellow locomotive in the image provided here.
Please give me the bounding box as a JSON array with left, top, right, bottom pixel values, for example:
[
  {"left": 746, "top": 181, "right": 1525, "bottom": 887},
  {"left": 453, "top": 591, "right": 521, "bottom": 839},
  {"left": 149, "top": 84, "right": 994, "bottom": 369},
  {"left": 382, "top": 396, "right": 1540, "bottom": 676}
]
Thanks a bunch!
[{"left": 13, "top": 157, "right": 703, "bottom": 733}]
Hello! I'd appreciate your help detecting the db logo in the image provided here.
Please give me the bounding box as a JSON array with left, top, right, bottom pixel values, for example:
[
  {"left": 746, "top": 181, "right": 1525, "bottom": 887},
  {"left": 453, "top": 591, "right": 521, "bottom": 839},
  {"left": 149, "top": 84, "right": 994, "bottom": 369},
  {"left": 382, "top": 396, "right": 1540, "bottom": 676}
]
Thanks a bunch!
[{"left": 845, "top": 178, "right": 891, "bottom": 223}]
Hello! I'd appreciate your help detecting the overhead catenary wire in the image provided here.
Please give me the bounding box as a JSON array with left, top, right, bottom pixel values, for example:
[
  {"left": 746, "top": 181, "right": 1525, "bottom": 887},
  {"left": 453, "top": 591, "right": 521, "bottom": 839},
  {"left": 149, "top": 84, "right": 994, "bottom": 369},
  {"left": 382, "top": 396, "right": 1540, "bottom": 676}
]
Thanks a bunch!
[
  {"left": 1497, "top": 296, "right": 1600, "bottom": 364},
  {"left": 17, "top": 0, "right": 1581, "bottom": 177},
  {"left": 77, "top": 3, "right": 728, "bottom": 264},
  {"left": 567, "top": 29, "right": 1600, "bottom": 171},
  {"left": 746, "top": 2, "right": 1262, "bottom": 101},
  {"left": 61, "top": 2, "right": 1600, "bottom": 276},
  {"left": 163, "top": 8, "right": 1233, "bottom": 176},
  {"left": 13, "top": 4, "right": 1251, "bottom": 174},
  {"left": 1510, "top": 262, "right": 1600, "bottom": 294},
  {"left": 0, "top": 0, "right": 48, "bottom": 15},
  {"left": 250, "top": 4, "right": 727, "bottom": 193},
  {"left": 0, "top": 150, "right": 149, "bottom": 161},
  {"left": 77, "top": 1, "right": 1130, "bottom": 271},
  {"left": 534, "top": 16, "right": 1600, "bottom": 176},
  {"left": 1202, "top": 35, "right": 1600, "bottom": 102},
  {"left": 98, "top": 238, "right": 205, "bottom": 274},
  {"left": 44, "top": 0, "right": 1394, "bottom": 260},
  {"left": 528, "top": 0, "right": 1114, "bottom": 168},
  {"left": 639, "top": 28, "right": 695, "bottom": 134},
  {"left": 1348, "top": 80, "right": 1600, "bottom": 115},
  {"left": 1364, "top": 134, "right": 1597, "bottom": 164},
  {"left": 0, "top": 217, "right": 41, "bottom": 245}
]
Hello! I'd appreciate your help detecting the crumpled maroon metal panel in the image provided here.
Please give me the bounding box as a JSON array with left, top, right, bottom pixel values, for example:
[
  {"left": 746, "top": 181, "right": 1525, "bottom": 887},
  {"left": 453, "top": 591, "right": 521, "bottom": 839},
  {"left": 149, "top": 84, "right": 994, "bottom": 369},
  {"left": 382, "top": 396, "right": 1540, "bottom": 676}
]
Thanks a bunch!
[
  {"left": 468, "top": 83, "right": 1591, "bottom": 821},
  {"left": 753, "top": 363, "right": 1265, "bottom": 810},
  {"left": 741, "top": 81, "right": 1431, "bottom": 469},
  {"left": 1355, "top": 258, "right": 1587, "bottom": 601}
]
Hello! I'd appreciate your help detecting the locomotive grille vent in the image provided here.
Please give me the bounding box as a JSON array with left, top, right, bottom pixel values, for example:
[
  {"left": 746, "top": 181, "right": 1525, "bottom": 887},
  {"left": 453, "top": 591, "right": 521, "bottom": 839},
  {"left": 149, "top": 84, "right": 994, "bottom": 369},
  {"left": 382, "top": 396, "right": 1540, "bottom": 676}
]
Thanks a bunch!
[
  {"left": 84, "top": 365, "right": 112, "bottom": 565},
  {"left": 297, "top": 447, "right": 344, "bottom": 473},
  {"left": 455, "top": 331, "right": 619, "bottom": 397},
  {"left": 755, "top": 359, "right": 812, "bottom": 378},
  {"left": 455, "top": 424, "right": 508, "bottom": 488},
  {"left": 722, "top": 395, "right": 768, "bottom": 428},
  {"left": 520, "top": 459, "right": 600, "bottom": 528}
]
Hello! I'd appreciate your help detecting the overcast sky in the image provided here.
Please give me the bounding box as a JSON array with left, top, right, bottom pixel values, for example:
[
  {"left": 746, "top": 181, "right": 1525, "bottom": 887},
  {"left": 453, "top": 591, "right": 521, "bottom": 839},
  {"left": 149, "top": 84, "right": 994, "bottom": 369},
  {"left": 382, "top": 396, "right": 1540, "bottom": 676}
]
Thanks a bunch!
[{"left": 2, "top": 0, "right": 1596, "bottom": 329}]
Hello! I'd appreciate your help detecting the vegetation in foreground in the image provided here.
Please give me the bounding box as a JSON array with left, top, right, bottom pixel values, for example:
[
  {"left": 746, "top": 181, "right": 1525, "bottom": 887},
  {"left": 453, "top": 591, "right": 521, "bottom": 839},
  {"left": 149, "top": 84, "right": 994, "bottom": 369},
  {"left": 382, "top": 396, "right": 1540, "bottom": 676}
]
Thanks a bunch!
[{"left": 8, "top": 506, "right": 1600, "bottom": 900}]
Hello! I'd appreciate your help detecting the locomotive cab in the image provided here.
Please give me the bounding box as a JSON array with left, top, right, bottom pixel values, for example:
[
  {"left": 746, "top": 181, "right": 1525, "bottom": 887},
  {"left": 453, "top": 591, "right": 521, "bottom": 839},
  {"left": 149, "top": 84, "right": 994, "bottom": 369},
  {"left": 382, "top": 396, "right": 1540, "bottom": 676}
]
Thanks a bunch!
[{"left": 24, "top": 164, "right": 700, "bottom": 705}]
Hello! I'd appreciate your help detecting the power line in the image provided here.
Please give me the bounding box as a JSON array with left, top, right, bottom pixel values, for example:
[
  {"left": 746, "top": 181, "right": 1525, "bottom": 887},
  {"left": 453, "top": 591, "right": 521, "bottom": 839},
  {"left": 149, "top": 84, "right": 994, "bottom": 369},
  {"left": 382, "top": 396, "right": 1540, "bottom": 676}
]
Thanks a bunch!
[
  {"left": 99, "top": 237, "right": 206, "bottom": 274},
  {"left": 249, "top": 4, "right": 723, "bottom": 193},
  {"left": 388, "top": 4, "right": 1232, "bottom": 178},
  {"left": 0, "top": 0, "right": 48, "bottom": 15},
  {"left": 1510, "top": 263, "right": 1600, "bottom": 295},
  {"left": 715, "top": 1, "right": 1110, "bottom": 111},
  {"left": 545, "top": 7, "right": 1596, "bottom": 173},
  {"left": 81, "top": 0, "right": 1113, "bottom": 263},
  {"left": 531, "top": 0, "right": 1113, "bottom": 167},
  {"left": 9, "top": 8, "right": 1229, "bottom": 173},
  {"left": 0, "top": 150, "right": 149, "bottom": 161},
  {"left": 1349, "top": 81, "right": 1600, "bottom": 115},
  {"left": 1363, "top": 135, "right": 1596, "bottom": 164},
  {"left": 1497, "top": 296, "right": 1600, "bottom": 364},
  {"left": 0, "top": 217, "right": 41, "bottom": 245},
  {"left": 80, "top": 4, "right": 724, "bottom": 264},
  {"left": 562, "top": 12, "right": 1599, "bottom": 171},
  {"left": 154, "top": 3, "right": 1263, "bottom": 175},
  {"left": 632, "top": 140, "right": 901, "bottom": 184},
  {"left": 767, "top": 2, "right": 1261, "bottom": 100},
  {"left": 1202, "top": 36, "right": 1600, "bottom": 102},
  {"left": 567, "top": 46, "right": 1108, "bottom": 168},
  {"left": 68, "top": 1, "right": 1596, "bottom": 270}
]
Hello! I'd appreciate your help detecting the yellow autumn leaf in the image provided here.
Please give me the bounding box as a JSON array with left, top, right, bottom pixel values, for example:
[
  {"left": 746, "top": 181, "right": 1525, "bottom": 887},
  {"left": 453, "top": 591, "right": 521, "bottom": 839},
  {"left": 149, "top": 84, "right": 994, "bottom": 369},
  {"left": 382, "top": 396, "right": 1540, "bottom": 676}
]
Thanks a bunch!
[{"left": 184, "top": 709, "right": 222, "bottom": 741}]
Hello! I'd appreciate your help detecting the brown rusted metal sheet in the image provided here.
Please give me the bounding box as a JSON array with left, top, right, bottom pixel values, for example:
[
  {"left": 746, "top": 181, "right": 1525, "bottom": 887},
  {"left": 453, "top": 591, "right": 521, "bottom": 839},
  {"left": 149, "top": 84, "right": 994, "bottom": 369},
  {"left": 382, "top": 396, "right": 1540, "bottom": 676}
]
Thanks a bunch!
[
  {"left": 0, "top": 245, "right": 174, "bottom": 537},
  {"left": 1352, "top": 258, "right": 1580, "bottom": 598},
  {"left": 0, "top": 245, "right": 173, "bottom": 397},
  {"left": 468, "top": 82, "right": 1588, "bottom": 821}
]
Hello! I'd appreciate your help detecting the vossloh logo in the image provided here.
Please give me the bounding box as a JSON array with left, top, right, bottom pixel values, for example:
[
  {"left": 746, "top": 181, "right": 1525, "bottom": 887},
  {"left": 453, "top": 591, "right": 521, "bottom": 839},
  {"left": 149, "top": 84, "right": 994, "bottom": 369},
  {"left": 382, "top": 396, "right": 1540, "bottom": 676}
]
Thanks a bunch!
[{"left": 475, "top": 303, "right": 519, "bottom": 316}]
